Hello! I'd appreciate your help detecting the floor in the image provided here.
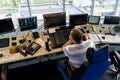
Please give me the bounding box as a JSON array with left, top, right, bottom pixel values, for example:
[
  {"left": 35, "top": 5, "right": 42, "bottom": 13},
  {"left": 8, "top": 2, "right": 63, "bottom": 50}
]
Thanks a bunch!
[
  {"left": 7, "top": 60, "right": 64, "bottom": 80},
  {"left": 7, "top": 60, "right": 116, "bottom": 80},
  {"left": 99, "top": 64, "right": 117, "bottom": 80},
  {"left": 99, "top": 70, "right": 116, "bottom": 80}
]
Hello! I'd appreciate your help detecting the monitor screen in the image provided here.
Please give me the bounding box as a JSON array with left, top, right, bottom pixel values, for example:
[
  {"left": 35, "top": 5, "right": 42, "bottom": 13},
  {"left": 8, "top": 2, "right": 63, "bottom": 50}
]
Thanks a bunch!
[
  {"left": 0, "top": 38, "right": 9, "bottom": 48},
  {"left": 88, "top": 15, "right": 100, "bottom": 24},
  {"left": 104, "top": 16, "right": 120, "bottom": 24},
  {"left": 43, "top": 12, "right": 66, "bottom": 29},
  {"left": 69, "top": 14, "right": 88, "bottom": 26},
  {"left": 18, "top": 16, "right": 37, "bottom": 31},
  {"left": 0, "top": 18, "right": 15, "bottom": 34}
]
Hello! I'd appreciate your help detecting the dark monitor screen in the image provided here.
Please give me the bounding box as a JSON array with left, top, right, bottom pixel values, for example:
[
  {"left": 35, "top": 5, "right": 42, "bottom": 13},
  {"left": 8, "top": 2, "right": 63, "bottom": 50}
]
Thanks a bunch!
[
  {"left": 18, "top": 16, "right": 37, "bottom": 31},
  {"left": 104, "top": 16, "right": 120, "bottom": 24},
  {"left": 43, "top": 12, "right": 66, "bottom": 29},
  {"left": 0, "top": 18, "right": 15, "bottom": 34},
  {"left": 69, "top": 14, "right": 88, "bottom": 26},
  {"left": 88, "top": 15, "right": 100, "bottom": 24},
  {"left": 0, "top": 38, "right": 9, "bottom": 48}
]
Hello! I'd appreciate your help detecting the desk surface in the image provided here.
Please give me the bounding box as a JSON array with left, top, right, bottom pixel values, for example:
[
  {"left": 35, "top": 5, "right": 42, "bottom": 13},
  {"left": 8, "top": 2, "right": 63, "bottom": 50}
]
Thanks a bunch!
[
  {"left": 0, "top": 33, "right": 100, "bottom": 65},
  {"left": 0, "top": 46, "right": 62, "bottom": 65},
  {"left": 0, "top": 33, "right": 63, "bottom": 65}
]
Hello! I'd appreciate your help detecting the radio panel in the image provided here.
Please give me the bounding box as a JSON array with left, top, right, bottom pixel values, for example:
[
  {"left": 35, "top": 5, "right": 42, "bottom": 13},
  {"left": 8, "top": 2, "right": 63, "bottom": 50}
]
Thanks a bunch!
[
  {"left": 94, "top": 24, "right": 117, "bottom": 35},
  {"left": 0, "top": 31, "right": 42, "bottom": 51},
  {"left": 93, "top": 25, "right": 105, "bottom": 34},
  {"left": 81, "top": 24, "right": 95, "bottom": 34},
  {"left": 75, "top": 24, "right": 96, "bottom": 34},
  {"left": 0, "top": 34, "right": 24, "bottom": 51}
]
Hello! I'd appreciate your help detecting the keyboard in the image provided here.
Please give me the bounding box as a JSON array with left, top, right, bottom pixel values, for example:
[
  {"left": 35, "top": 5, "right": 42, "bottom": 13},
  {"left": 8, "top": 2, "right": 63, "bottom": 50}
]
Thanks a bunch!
[{"left": 79, "top": 28, "right": 86, "bottom": 33}]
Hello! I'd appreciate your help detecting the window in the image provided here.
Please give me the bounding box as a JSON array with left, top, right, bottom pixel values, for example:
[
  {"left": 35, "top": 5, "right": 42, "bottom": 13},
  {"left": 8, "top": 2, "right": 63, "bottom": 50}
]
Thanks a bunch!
[
  {"left": 0, "top": 0, "right": 20, "bottom": 27},
  {"left": 94, "top": 0, "right": 116, "bottom": 16},
  {"left": 24, "top": 0, "right": 64, "bottom": 20},
  {"left": 1, "top": 0, "right": 120, "bottom": 36},
  {"left": 72, "top": 0, "right": 92, "bottom": 15},
  {"left": 118, "top": 0, "right": 120, "bottom": 16}
]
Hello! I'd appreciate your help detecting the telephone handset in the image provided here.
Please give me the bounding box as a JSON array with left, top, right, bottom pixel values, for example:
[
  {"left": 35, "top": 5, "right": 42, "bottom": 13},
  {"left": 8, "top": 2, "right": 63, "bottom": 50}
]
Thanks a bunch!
[
  {"left": 25, "top": 41, "right": 41, "bottom": 55},
  {"left": 91, "top": 25, "right": 96, "bottom": 32}
]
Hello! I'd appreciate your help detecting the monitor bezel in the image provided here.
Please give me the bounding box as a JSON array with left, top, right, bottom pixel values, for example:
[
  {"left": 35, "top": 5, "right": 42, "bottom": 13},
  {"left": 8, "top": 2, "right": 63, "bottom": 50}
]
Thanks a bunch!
[
  {"left": 88, "top": 15, "right": 100, "bottom": 24},
  {"left": 69, "top": 14, "right": 88, "bottom": 26},
  {"left": 0, "top": 38, "right": 9, "bottom": 48},
  {"left": 103, "top": 16, "right": 120, "bottom": 24},
  {"left": 18, "top": 16, "right": 37, "bottom": 32},
  {"left": 43, "top": 12, "right": 66, "bottom": 29},
  {"left": 0, "top": 18, "right": 15, "bottom": 34}
]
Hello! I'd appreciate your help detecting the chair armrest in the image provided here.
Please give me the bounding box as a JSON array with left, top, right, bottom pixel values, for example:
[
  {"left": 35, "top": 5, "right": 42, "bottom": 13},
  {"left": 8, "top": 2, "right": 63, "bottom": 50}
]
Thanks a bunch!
[{"left": 110, "top": 51, "right": 120, "bottom": 73}]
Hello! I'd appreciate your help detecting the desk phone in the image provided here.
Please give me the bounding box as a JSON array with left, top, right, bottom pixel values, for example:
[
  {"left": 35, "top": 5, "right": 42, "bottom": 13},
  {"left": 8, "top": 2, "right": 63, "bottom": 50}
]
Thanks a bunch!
[{"left": 25, "top": 41, "right": 41, "bottom": 55}]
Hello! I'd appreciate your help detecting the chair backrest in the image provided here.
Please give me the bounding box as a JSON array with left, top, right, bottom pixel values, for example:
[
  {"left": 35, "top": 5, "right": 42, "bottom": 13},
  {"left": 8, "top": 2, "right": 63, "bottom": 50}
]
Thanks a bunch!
[{"left": 80, "top": 45, "right": 110, "bottom": 80}]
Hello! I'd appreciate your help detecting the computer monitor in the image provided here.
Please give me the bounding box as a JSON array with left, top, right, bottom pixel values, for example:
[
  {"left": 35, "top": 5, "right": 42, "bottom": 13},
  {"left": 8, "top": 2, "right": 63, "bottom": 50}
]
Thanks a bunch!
[
  {"left": 43, "top": 12, "right": 66, "bottom": 29},
  {"left": 88, "top": 15, "right": 100, "bottom": 24},
  {"left": 0, "top": 18, "right": 15, "bottom": 34},
  {"left": 69, "top": 14, "right": 88, "bottom": 26},
  {"left": 104, "top": 16, "right": 120, "bottom": 24},
  {"left": 18, "top": 16, "right": 37, "bottom": 31},
  {"left": 0, "top": 38, "right": 9, "bottom": 48}
]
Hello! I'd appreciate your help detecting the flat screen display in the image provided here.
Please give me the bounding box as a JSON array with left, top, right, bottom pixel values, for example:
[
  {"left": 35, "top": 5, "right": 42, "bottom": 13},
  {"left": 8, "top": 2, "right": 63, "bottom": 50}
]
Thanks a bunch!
[
  {"left": 88, "top": 15, "right": 100, "bottom": 24},
  {"left": 18, "top": 16, "right": 37, "bottom": 31},
  {"left": 69, "top": 14, "right": 88, "bottom": 26},
  {"left": 0, "top": 38, "right": 9, "bottom": 48},
  {"left": 43, "top": 12, "right": 66, "bottom": 29},
  {"left": 0, "top": 18, "right": 15, "bottom": 34},
  {"left": 104, "top": 16, "right": 120, "bottom": 24}
]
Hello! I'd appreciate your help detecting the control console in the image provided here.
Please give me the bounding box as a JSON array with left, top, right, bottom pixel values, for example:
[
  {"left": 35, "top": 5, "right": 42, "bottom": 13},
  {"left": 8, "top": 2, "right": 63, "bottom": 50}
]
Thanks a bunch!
[
  {"left": 93, "top": 24, "right": 116, "bottom": 35},
  {"left": 0, "top": 31, "right": 42, "bottom": 51},
  {"left": 75, "top": 24, "right": 95, "bottom": 34}
]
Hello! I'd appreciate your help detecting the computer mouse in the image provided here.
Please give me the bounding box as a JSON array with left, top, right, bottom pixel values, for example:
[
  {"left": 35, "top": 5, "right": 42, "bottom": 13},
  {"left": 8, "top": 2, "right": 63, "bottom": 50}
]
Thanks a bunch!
[{"left": 101, "top": 36, "right": 105, "bottom": 39}]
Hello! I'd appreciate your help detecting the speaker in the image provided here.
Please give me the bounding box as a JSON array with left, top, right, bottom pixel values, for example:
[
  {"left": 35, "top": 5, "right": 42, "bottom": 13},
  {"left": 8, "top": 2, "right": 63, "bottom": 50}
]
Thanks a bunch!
[{"left": 32, "top": 32, "right": 40, "bottom": 39}]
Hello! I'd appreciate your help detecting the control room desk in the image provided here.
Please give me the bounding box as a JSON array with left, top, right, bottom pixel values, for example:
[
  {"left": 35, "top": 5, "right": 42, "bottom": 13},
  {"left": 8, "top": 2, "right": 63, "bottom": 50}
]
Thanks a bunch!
[
  {"left": 0, "top": 46, "right": 64, "bottom": 80},
  {"left": 0, "top": 31, "right": 101, "bottom": 80}
]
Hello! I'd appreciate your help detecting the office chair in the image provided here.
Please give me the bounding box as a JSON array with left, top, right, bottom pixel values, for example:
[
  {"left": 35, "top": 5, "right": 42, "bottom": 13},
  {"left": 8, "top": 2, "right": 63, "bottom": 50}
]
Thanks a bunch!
[
  {"left": 109, "top": 51, "right": 120, "bottom": 80},
  {"left": 65, "top": 45, "right": 110, "bottom": 80}
]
